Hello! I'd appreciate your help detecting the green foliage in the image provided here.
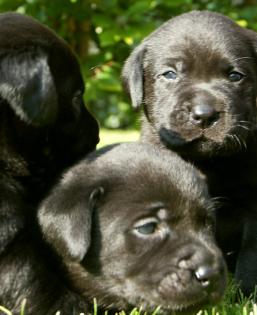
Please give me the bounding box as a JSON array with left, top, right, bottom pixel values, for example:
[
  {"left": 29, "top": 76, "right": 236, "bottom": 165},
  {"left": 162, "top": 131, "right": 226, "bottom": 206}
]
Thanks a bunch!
[{"left": 0, "top": 0, "right": 257, "bottom": 129}]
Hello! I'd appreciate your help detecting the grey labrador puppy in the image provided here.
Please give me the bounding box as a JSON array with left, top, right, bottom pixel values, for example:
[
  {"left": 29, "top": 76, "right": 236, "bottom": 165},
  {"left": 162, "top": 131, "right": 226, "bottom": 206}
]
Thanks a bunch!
[
  {"left": 5, "top": 142, "right": 226, "bottom": 315},
  {"left": 122, "top": 10, "right": 257, "bottom": 296}
]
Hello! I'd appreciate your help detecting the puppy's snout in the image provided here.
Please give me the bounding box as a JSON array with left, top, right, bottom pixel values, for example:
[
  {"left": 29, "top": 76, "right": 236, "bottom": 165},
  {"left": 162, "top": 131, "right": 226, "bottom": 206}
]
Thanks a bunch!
[
  {"left": 191, "top": 104, "right": 219, "bottom": 128},
  {"left": 177, "top": 244, "right": 227, "bottom": 295}
]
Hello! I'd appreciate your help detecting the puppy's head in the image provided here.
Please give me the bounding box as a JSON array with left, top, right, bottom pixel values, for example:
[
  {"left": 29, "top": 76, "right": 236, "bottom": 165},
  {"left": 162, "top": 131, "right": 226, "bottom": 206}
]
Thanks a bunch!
[
  {"left": 38, "top": 143, "right": 227, "bottom": 313},
  {"left": 0, "top": 13, "right": 99, "bottom": 178},
  {"left": 122, "top": 11, "right": 257, "bottom": 158}
]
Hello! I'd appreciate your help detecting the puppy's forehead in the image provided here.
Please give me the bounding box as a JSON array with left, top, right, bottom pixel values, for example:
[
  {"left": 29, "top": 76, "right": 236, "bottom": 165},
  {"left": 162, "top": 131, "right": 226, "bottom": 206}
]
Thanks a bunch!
[
  {"left": 102, "top": 161, "right": 210, "bottom": 223},
  {"left": 67, "top": 143, "right": 210, "bottom": 215},
  {"left": 95, "top": 144, "right": 209, "bottom": 212},
  {"left": 145, "top": 11, "right": 253, "bottom": 62}
]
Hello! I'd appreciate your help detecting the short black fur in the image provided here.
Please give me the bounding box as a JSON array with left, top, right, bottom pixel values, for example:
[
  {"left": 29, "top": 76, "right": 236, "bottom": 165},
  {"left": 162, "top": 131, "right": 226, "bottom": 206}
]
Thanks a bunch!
[
  {"left": 122, "top": 10, "right": 257, "bottom": 295},
  {"left": 0, "top": 11, "right": 99, "bottom": 309},
  {"left": 36, "top": 143, "right": 226, "bottom": 314}
]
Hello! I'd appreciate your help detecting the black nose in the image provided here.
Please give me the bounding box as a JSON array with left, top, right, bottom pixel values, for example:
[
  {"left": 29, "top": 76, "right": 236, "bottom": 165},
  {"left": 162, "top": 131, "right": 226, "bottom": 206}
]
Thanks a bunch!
[
  {"left": 191, "top": 104, "right": 219, "bottom": 128},
  {"left": 194, "top": 265, "right": 221, "bottom": 289}
]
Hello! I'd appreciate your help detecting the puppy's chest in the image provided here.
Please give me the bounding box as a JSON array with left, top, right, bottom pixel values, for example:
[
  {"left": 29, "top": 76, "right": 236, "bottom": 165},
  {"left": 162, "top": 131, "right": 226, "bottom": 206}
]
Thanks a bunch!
[
  {"left": 210, "top": 181, "right": 254, "bottom": 216},
  {"left": 200, "top": 159, "right": 257, "bottom": 206}
]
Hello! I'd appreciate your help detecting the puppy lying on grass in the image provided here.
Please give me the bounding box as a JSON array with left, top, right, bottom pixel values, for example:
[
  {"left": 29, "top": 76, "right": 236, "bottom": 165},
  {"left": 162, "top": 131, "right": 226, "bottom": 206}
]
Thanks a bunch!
[
  {"left": 122, "top": 10, "right": 257, "bottom": 296},
  {"left": 0, "top": 143, "right": 226, "bottom": 314}
]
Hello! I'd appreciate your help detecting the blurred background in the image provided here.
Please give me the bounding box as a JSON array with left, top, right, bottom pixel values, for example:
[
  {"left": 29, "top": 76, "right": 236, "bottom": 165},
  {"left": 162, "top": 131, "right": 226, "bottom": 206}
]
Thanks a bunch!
[{"left": 1, "top": 0, "right": 257, "bottom": 144}]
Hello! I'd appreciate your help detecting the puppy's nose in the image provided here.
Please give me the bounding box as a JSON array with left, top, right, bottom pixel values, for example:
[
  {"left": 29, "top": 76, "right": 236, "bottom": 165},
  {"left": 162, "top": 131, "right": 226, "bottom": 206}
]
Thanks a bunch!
[
  {"left": 191, "top": 104, "right": 219, "bottom": 128},
  {"left": 194, "top": 265, "right": 221, "bottom": 289}
]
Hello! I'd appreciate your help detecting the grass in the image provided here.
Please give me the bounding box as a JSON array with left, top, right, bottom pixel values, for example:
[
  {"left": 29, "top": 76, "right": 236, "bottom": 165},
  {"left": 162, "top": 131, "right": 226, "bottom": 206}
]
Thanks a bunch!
[
  {"left": 98, "top": 128, "right": 140, "bottom": 147},
  {"left": 0, "top": 286, "right": 257, "bottom": 315},
  {"left": 1, "top": 130, "right": 256, "bottom": 314}
]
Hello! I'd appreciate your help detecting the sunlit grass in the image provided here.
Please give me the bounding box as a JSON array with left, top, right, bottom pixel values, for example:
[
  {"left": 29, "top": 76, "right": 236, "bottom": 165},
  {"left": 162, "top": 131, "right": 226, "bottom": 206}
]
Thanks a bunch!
[
  {"left": 0, "top": 299, "right": 26, "bottom": 315},
  {"left": 1, "top": 282, "right": 257, "bottom": 315},
  {"left": 1, "top": 300, "right": 257, "bottom": 315},
  {"left": 98, "top": 128, "right": 139, "bottom": 148},
  {"left": 0, "top": 281, "right": 257, "bottom": 315}
]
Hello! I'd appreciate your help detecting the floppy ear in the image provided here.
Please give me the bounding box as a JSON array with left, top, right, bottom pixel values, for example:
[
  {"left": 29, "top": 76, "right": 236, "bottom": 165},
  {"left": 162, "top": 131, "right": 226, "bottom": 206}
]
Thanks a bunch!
[
  {"left": 38, "top": 182, "right": 104, "bottom": 262},
  {"left": 0, "top": 50, "right": 58, "bottom": 126},
  {"left": 122, "top": 44, "right": 145, "bottom": 109}
]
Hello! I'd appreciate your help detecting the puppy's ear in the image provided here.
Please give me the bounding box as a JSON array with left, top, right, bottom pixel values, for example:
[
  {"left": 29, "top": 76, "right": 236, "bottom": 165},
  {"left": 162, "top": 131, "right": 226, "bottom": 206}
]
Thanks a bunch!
[
  {"left": 38, "top": 183, "right": 104, "bottom": 262},
  {"left": 122, "top": 44, "right": 145, "bottom": 109},
  {"left": 0, "top": 51, "right": 58, "bottom": 126}
]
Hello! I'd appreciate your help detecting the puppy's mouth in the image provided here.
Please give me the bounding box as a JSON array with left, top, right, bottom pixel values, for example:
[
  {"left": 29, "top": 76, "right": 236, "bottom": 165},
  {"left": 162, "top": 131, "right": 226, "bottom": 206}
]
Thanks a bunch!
[
  {"left": 124, "top": 264, "right": 226, "bottom": 315},
  {"left": 158, "top": 126, "right": 231, "bottom": 159},
  {"left": 159, "top": 123, "right": 250, "bottom": 159},
  {"left": 159, "top": 127, "right": 203, "bottom": 149},
  {"left": 155, "top": 269, "right": 225, "bottom": 313}
]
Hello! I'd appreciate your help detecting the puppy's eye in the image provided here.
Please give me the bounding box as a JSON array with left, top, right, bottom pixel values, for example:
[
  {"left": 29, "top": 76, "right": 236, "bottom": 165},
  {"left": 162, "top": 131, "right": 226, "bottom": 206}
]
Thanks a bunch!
[
  {"left": 134, "top": 218, "right": 159, "bottom": 236},
  {"left": 135, "top": 222, "right": 157, "bottom": 235},
  {"left": 228, "top": 71, "right": 244, "bottom": 82},
  {"left": 162, "top": 70, "right": 177, "bottom": 80}
]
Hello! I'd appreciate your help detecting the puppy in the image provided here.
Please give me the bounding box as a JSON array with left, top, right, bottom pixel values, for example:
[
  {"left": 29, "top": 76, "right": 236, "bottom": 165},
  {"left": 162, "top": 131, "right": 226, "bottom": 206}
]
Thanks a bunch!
[
  {"left": 0, "top": 12, "right": 99, "bottom": 254},
  {"left": 122, "top": 10, "right": 257, "bottom": 295},
  {"left": 0, "top": 142, "right": 224, "bottom": 314}
]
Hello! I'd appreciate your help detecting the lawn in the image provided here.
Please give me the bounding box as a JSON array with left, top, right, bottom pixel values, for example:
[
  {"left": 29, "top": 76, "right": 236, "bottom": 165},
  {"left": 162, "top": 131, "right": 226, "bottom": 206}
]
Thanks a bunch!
[
  {"left": 0, "top": 286, "right": 257, "bottom": 315},
  {"left": 98, "top": 128, "right": 140, "bottom": 147}
]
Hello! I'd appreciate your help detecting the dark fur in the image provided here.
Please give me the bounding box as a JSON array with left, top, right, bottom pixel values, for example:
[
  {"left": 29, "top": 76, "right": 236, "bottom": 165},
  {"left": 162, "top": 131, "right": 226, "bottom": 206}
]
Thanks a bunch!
[
  {"left": 0, "top": 142, "right": 225, "bottom": 314},
  {"left": 0, "top": 11, "right": 98, "bottom": 282},
  {"left": 122, "top": 10, "right": 257, "bottom": 295}
]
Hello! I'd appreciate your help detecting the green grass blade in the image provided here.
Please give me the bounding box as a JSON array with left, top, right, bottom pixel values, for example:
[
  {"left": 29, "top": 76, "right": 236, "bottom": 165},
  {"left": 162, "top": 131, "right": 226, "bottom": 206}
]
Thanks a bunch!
[
  {"left": 20, "top": 299, "right": 26, "bottom": 315},
  {"left": 0, "top": 305, "right": 12, "bottom": 315},
  {"left": 93, "top": 298, "right": 98, "bottom": 315}
]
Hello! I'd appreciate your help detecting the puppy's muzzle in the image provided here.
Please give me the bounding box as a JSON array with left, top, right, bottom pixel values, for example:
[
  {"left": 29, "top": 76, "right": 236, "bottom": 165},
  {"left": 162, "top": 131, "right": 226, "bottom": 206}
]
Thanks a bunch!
[
  {"left": 190, "top": 103, "right": 220, "bottom": 129},
  {"left": 158, "top": 243, "right": 227, "bottom": 305}
]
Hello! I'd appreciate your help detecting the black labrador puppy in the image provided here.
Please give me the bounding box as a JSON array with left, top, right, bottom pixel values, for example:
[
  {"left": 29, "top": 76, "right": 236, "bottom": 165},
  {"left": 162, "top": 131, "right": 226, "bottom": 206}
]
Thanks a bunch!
[
  {"left": 122, "top": 10, "right": 257, "bottom": 296},
  {"left": 0, "top": 13, "right": 99, "bottom": 254},
  {"left": 0, "top": 143, "right": 226, "bottom": 314}
]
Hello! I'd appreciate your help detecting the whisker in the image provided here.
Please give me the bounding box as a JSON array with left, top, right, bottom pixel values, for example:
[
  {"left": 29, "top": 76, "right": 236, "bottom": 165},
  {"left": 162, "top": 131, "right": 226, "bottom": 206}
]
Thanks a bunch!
[
  {"left": 231, "top": 56, "right": 254, "bottom": 62},
  {"left": 236, "top": 124, "right": 250, "bottom": 131},
  {"left": 234, "top": 134, "right": 243, "bottom": 150},
  {"left": 227, "top": 134, "right": 241, "bottom": 150},
  {"left": 211, "top": 196, "right": 230, "bottom": 203},
  {"left": 238, "top": 134, "right": 247, "bottom": 149},
  {"left": 238, "top": 120, "right": 253, "bottom": 125}
]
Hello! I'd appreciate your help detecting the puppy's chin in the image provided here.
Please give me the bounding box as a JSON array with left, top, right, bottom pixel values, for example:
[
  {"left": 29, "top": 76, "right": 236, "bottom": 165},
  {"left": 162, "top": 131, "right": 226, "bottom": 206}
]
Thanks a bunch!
[{"left": 159, "top": 127, "right": 243, "bottom": 160}]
